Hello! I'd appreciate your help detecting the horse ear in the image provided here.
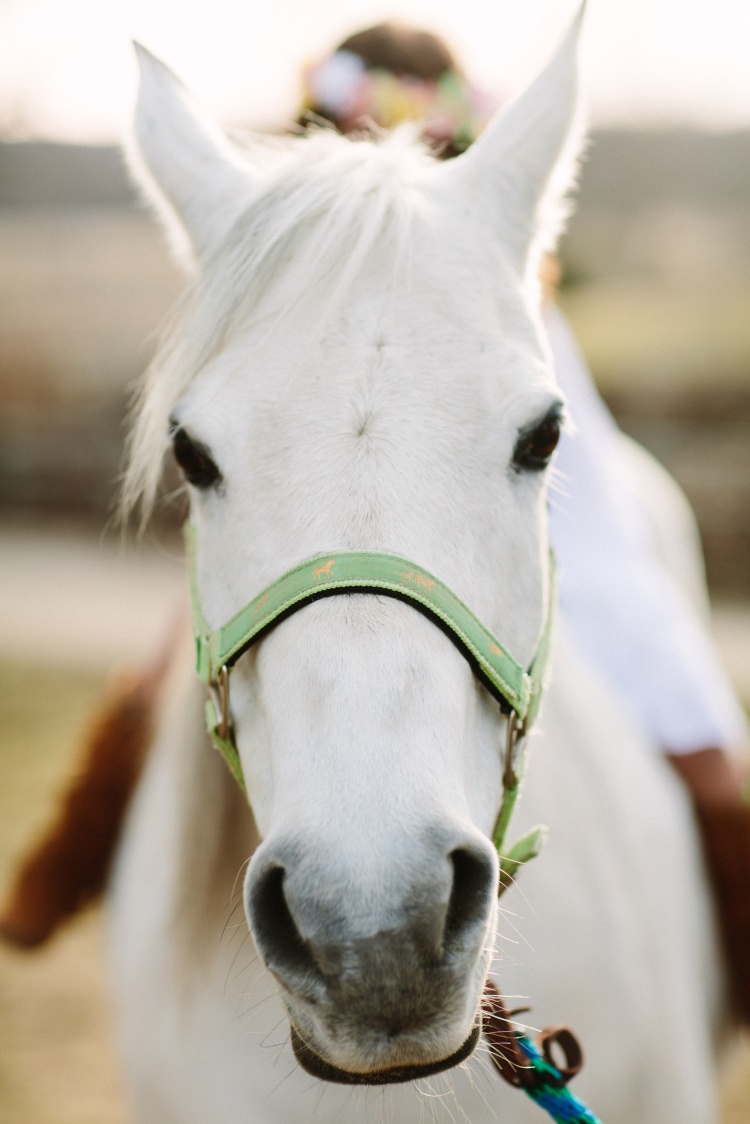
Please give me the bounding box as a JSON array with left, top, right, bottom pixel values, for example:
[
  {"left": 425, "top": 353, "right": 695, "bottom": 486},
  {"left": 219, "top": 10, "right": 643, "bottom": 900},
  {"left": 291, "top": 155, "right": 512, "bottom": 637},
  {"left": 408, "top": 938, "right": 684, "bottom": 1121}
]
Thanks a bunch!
[
  {"left": 129, "top": 44, "right": 257, "bottom": 269},
  {"left": 439, "top": 3, "right": 587, "bottom": 276}
]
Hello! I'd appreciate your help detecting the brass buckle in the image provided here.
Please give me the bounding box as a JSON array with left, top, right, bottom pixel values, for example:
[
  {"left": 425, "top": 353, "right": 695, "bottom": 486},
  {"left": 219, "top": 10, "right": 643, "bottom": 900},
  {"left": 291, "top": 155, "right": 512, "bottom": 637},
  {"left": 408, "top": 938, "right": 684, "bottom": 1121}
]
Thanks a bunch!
[
  {"left": 210, "top": 665, "right": 232, "bottom": 741},
  {"left": 503, "top": 712, "right": 525, "bottom": 789}
]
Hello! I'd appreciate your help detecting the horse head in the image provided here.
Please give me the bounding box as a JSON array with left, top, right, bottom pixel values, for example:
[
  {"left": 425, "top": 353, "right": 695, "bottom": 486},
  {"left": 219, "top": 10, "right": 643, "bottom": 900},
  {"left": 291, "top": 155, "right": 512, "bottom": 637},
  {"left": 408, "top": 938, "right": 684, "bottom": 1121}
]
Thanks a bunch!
[{"left": 125, "top": 9, "right": 584, "bottom": 1085}]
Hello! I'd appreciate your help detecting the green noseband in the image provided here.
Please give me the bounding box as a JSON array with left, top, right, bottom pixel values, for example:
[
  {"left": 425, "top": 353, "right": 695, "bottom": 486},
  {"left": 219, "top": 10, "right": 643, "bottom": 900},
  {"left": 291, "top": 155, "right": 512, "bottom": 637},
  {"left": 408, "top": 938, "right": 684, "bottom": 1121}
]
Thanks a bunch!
[{"left": 186, "top": 523, "right": 554, "bottom": 863}]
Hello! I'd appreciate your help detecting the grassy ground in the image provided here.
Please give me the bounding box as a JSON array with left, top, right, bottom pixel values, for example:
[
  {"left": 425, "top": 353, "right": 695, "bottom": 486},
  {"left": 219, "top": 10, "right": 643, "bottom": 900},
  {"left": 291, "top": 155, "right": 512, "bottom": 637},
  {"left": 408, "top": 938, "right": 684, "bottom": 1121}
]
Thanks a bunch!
[
  {"left": 1, "top": 659, "right": 750, "bottom": 1122},
  {"left": 0, "top": 663, "right": 126, "bottom": 1124}
]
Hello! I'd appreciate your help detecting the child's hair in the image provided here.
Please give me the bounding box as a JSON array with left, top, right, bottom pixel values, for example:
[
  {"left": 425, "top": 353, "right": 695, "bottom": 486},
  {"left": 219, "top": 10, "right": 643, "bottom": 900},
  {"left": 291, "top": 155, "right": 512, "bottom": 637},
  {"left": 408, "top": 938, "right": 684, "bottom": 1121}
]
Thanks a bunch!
[
  {"left": 301, "top": 22, "right": 496, "bottom": 159},
  {"left": 334, "top": 24, "right": 457, "bottom": 82}
]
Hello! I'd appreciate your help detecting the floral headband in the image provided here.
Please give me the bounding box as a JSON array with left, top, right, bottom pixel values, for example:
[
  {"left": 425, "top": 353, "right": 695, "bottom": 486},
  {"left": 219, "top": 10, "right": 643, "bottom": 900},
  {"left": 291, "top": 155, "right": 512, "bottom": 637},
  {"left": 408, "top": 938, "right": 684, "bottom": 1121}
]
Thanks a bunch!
[{"left": 302, "top": 49, "right": 498, "bottom": 152}]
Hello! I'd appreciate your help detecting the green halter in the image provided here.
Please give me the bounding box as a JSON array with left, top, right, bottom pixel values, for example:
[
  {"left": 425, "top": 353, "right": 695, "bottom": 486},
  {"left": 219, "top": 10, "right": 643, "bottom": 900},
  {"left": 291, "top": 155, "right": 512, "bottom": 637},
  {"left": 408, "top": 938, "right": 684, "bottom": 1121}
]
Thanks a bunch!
[
  {"left": 186, "top": 523, "right": 554, "bottom": 865},
  {"left": 185, "top": 528, "right": 608, "bottom": 1123}
]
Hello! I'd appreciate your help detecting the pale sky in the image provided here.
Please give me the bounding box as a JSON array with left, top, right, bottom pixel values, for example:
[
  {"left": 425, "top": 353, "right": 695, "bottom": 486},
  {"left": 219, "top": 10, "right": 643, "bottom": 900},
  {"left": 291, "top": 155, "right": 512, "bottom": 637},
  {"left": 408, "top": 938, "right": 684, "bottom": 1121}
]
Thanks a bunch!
[{"left": 1, "top": 0, "right": 749, "bottom": 141}]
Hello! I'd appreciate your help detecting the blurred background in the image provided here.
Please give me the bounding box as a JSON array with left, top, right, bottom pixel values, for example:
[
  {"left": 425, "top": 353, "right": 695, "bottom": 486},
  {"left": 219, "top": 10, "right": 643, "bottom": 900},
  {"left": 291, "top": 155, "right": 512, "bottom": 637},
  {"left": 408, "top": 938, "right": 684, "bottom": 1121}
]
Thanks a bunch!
[{"left": 1, "top": 0, "right": 749, "bottom": 1119}]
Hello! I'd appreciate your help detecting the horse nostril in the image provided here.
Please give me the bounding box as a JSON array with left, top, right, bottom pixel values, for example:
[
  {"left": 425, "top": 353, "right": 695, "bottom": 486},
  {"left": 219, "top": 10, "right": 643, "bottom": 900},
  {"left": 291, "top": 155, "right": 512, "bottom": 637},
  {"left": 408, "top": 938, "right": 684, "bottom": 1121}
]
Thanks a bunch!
[
  {"left": 248, "top": 864, "right": 322, "bottom": 991},
  {"left": 443, "top": 846, "right": 495, "bottom": 955}
]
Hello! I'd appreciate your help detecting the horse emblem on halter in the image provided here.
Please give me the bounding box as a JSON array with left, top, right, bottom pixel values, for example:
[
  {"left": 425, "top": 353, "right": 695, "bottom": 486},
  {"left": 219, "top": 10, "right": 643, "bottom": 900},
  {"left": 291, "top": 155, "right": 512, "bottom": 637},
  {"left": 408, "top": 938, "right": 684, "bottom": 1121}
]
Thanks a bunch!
[
  {"left": 252, "top": 591, "right": 269, "bottom": 614},
  {"left": 313, "top": 559, "right": 335, "bottom": 580},
  {"left": 402, "top": 570, "right": 435, "bottom": 591}
]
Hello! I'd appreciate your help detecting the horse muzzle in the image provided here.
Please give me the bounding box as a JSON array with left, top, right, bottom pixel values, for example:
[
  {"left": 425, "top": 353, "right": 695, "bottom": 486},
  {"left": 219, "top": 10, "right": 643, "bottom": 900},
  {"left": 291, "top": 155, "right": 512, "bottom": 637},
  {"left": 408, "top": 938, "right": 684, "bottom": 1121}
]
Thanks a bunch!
[{"left": 245, "top": 825, "right": 497, "bottom": 1081}]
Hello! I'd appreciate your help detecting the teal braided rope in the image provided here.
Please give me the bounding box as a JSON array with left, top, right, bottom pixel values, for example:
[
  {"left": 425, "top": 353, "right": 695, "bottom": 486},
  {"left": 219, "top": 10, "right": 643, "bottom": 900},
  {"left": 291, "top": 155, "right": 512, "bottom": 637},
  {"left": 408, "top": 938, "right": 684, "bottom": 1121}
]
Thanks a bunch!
[{"left": 515, "top": 1035, "right": 603, "bottom": 1124}]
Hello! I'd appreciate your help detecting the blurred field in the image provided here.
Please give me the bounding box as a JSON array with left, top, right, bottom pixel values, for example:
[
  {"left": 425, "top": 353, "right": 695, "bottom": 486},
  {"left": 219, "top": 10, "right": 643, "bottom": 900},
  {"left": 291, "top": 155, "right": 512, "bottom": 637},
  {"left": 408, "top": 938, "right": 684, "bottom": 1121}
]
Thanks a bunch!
[
  {"left": 0, "top": 664, "right": 126, "bottom": 1124},
  {"left": 0, "top": 529, "right": 184, "bottom": 1122}
]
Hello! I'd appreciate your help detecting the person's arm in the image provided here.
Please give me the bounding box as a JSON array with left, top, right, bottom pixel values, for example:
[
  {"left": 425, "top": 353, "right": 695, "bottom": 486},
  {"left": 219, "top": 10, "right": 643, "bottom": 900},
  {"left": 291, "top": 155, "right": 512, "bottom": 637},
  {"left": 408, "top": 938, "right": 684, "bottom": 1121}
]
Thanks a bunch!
[
  {"left": 545, "top": 304, "right": 747, "bottom": 762},
  {"left": 668, "top": 747, "right": 745, "bottom": 805}
]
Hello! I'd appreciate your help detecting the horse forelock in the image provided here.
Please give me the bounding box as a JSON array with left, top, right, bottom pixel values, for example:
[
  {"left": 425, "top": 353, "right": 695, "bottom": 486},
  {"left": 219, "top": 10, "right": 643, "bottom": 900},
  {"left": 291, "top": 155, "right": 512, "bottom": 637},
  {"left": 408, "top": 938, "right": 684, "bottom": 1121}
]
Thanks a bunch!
[{"left": 122, "top": 126, "right": 444, "bottom": 524}]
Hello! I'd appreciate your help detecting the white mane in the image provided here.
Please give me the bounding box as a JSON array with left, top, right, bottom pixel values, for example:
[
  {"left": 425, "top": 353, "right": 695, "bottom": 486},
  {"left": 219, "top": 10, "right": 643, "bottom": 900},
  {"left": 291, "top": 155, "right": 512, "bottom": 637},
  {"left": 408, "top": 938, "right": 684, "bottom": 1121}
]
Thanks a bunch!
[{"left": 124, "top": 127, "right": 435, "bottom": 521}]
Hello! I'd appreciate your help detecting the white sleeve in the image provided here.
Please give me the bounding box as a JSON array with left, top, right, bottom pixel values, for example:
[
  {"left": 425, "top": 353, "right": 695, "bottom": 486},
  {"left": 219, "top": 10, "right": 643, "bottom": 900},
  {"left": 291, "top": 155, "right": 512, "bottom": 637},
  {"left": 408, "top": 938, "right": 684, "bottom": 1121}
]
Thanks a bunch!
[{"left": 546, "top": 305, "right": 747, "bottom": 753}]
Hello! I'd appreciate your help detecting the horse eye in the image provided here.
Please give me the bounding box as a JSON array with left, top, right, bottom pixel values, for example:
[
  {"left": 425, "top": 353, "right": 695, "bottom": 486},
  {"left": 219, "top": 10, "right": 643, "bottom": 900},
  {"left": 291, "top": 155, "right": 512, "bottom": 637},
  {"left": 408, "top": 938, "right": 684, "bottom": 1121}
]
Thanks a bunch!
[
  {"left": 171, "top": 428, "right": 222, "bottom": 489},
  {"left": 513, "top": 413, "right": 561, "bottom": 472}
]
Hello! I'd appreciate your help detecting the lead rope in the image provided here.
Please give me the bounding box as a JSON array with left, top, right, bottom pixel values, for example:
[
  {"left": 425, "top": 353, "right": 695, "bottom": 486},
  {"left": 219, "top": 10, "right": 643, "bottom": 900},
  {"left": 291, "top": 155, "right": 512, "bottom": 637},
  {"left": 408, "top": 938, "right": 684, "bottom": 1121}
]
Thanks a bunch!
[
  {"left": 482, "top": 981, "right": 603, "bottom": 1124},
  {"left": 485, "top": 719, "right": 604, "bottom": 1123}
]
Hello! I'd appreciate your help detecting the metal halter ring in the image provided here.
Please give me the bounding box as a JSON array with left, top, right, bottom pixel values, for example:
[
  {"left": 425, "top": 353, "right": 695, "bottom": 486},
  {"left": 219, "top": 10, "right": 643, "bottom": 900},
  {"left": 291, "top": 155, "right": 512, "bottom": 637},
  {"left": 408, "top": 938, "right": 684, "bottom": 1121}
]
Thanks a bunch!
[{"left": 538, "top": 1026, "right": 584, "bottom": 1084}]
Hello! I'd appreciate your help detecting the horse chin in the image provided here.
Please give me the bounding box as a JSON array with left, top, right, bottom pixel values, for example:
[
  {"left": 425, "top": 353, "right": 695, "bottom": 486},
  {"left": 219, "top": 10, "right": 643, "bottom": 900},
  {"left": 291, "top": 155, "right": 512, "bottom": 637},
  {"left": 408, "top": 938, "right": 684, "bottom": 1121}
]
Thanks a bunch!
[{"left": 290, "top": 1022, "right": 481, "bottom": 1086}]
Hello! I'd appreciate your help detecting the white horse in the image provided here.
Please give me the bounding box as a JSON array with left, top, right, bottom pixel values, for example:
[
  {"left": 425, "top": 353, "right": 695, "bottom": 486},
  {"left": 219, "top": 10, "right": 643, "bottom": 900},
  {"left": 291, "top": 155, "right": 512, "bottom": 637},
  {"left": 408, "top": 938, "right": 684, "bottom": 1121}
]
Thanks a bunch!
[{"left": 111, "top": 12, "right": 724, "bottom": 1122}]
